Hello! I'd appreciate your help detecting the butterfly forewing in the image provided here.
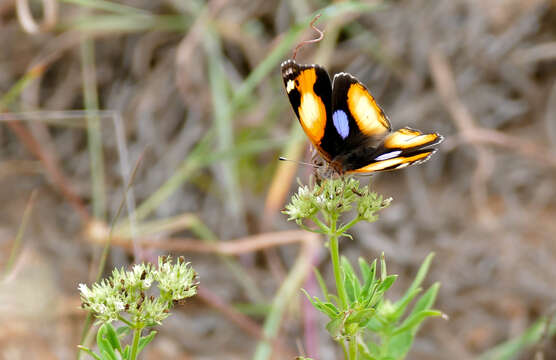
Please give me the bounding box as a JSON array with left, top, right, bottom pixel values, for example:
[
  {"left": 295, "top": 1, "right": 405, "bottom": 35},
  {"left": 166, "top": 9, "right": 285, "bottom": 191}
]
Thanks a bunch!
[
  {"left": 331, "top": 73, "right": 391, "bottom": 140},
  {"left": 281, "top": 60, "right": 335, "bottom": 160}
]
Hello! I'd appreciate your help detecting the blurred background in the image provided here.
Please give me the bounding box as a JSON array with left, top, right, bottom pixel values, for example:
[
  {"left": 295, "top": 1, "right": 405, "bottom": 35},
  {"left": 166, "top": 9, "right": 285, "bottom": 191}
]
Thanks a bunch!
[{"left": 1, "top": 0, "right": 556, "bottom": 359}]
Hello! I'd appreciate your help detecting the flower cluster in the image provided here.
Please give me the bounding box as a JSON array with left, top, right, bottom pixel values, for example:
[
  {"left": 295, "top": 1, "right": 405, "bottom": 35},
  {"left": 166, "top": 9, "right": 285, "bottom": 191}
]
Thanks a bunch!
[
  {"left": 79, "top": 256, "right": 197, "bottom": 325},
  {"left": 157, "top": 256, "right": 198, "bottom": 303},
  {"left": 283, "top": 177, "right": 391, "bottom": 231}
]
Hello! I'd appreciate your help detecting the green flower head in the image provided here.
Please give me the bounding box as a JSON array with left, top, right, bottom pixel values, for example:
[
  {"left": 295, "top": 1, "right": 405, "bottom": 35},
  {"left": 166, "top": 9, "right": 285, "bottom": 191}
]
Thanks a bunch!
[{"left": 79, "top": 256, "right": 197, "bottom": 326}]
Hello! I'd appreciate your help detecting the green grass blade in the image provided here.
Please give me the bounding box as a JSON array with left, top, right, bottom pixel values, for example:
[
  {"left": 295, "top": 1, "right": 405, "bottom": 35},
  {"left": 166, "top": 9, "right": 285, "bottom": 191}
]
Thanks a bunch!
[
  {"left": 80, "top": 39, "right": 106, "bottom": 220},
  {"left": 3, "top": 190, "right": 37, "bottom": 278},
  {"left": 0, "top": 68, "right": 44, "bottom": 112},
  {"left": 60, "top": 0, "right": 149, "bottom": 15},
  {"left": 478, "top": 317, "right": 556, "bottom": 360},
  {"left": 253, "top": 241, "right": 317, "bottom": 360},
  {"left": 62, "top": 14, "right": 192, "bottom": 32},
  {"left": 204, "top": 23, "right": 244, "bottom": 222}
]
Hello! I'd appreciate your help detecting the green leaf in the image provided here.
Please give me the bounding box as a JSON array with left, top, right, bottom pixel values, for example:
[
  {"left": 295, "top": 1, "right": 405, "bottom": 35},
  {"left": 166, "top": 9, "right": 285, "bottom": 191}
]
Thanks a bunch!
[
  {"left": 380, "top": 252, "right": 387, "bottom": 281},
  {"left": 410, "top": 283, "right": 440, "bottom": 317},
  {"left": 122, "top": 345, "right": 130, "bottom": 359},
  {"left": 347, "top": 308, "right": 375, "bottom": 325},
  {"left": 384, "top": 283, "right": 443, "bottom": 358},
  {"left": 326, "top": 317, "right": 344, "bottom": 340},
  {"left": 365, "top": 311, "right": 387, "bottom": 333},
  {"left": 97, "top": 325, "right": 118, "bottom": 360},
  {"left": 360, "top": 285, "right": 375, "bottom": 307},
  {"left": 103, "top": 323, "right": 123, "bottom": 353},
  {"left": 313, "top": 300, "right": 341, "bottom": 319},
  {"left": 77, "top": 346, "right": 102, "bottom": 360},
  {"left": 394, "top": 253, "right": 435, "bottom": 309},
  {"left": 389, "top": 287, "right": 422, "bottom": 322},
  {"left": 392, "top": 310, "right": 443, "bottom": 336},
  {"left": 386, "top": 331, "right": 413, "bottom": 359},
  {"left": 319, "top": 302, "right": 341, "bottom": 319},
  {"left": 340, "top": 232, "right": 353, "bottom": 240},
  {"left": 376, "top": 275, "right": 397, "bottom": 294},
  {"left": 357, "top": 341, "right": 376, "bottom": 360},
  {"left": 359, "top": 258, "right": 376, "bottom": 287},
  {"left": 341, "top": 257, "right": 357, "bottom": 284},
  {"left": 341, "top": 257, "right": 361, "bottom": 303},
  {"left": 137, "top": 330, "right": 157, "bottom": 354},
  {"left": 387, "top": 306, "right": 443, "bottom": 360},
  {"left": 97, "top": 340, "right": 118, "bottom": 360},
  {"left": 100, "top": 349, "right": 116, "bottom": 360},
  {"left": 301, "top": 289, "right": 339, "bottom": 319},
  {"left": 344, "top": 273, "right": 358, "bottom": 305},
  {"left": 301, "top": 288, "right": 318, "bottom": 304}
]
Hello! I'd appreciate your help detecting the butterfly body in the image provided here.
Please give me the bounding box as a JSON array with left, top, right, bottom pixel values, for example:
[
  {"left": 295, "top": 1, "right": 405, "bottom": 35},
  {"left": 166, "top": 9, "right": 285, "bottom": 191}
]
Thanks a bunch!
[{"left": 281, "top": 59, "right": 443, "bottom": 175}]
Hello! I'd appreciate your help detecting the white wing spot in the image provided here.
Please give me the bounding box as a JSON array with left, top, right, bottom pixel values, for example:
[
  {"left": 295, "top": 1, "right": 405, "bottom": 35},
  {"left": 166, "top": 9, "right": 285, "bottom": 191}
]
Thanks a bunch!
[
  {"left": 286, "top": 80, "right": 295, "bottom": 93},
  {"left": 374, "top": 150, "right": 402, "bottom": 161}
]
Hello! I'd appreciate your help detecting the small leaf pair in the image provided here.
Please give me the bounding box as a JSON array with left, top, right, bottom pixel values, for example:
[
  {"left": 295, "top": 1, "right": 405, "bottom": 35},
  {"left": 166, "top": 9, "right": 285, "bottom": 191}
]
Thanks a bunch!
[{"left": 78, "top": 323, "right": 156, "bottom": 360}]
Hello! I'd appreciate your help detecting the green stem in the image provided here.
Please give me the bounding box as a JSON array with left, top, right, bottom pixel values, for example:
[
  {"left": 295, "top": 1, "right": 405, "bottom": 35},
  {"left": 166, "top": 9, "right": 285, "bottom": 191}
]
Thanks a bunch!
[
  {"left": 337, "top": 216, "right": 361, "bottom": 235},
  {"left": 117, "top": 315, "right": 134, "bottom": 327},
  {"left": 379, "top": 331, "right": 390, "bottom": 359},
  {"left": 129, "top": 326, "right": 143, "bottom": 360},
  {"left": 298, "top": 222, "right": 327, "bottom": 235},
  {"left": 310, "top": 215, "right": 331, "bottom": 233},
  {"left": 329, "top": 215, "right": 348, "bottom": 309},
  {"left": 340, "top": 340, "right": 349, "bottom": 359},
  {"left": 348, "top": 336, "right": 358, "bottom": 360}
]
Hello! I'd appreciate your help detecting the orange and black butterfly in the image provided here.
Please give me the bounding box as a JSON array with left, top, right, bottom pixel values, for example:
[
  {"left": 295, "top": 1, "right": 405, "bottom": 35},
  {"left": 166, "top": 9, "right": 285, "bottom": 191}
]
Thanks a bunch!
[{"left": 281, "top": 59, "right": 443, "bottom": 175}]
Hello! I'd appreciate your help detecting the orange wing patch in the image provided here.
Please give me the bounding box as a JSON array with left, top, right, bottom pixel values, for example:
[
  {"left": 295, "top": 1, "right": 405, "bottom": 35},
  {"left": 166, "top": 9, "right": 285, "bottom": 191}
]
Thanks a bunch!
[
  {"left": 347, "top": 83, "right": 390, "bottom": 137},
  {"left": 293, "top": 69, "right": 327, "bottom": 145},
  {"left": 349, "top": 151, "right": 433, "bottom": 173},
  {"left": 383, "top": 128, "right": 440, "bottom": 149}
]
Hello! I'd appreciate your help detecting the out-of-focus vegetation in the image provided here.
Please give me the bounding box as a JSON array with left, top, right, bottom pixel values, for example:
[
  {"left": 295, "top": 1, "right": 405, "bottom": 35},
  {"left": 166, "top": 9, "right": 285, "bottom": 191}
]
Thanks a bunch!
[{"left": 1, "top": 0, "right": 556, "bottom": 359}]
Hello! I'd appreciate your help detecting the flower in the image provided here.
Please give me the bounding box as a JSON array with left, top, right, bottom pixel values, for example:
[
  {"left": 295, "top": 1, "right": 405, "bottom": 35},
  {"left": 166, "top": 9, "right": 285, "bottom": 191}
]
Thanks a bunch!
[
  {"left": 283, "top": 177, "right": 391, "bottom": 229},
  {"left": 156, "top": 256, "right": 198, "bottom": 302},
  {"left": 79, "top": 256, "right": 197, "bottom": 326}
]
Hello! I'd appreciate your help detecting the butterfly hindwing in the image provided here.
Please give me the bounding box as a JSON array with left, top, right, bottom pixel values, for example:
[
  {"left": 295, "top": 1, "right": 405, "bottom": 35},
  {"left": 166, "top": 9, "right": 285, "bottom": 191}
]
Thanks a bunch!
[{"left": 348, "top": 127, "right": 444, "bottom": 173}]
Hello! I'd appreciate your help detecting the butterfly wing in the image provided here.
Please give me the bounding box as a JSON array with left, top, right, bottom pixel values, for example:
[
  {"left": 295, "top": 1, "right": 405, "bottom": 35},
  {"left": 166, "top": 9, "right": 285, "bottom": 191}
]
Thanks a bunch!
[
  {"left": 331, "top": 73, "right": 442, "bottom": 173},
  {"left": 281, "top": 59, "right": 342, "bottom": 161},
  {"left": 331, "top": 72, "right": 391, "bottom": 143},
  {"left": 328, "top": 72, "right": 391, "bottom": 172},
  {"left": 347, "top": 127, "right": 444, "bottom": 173}
]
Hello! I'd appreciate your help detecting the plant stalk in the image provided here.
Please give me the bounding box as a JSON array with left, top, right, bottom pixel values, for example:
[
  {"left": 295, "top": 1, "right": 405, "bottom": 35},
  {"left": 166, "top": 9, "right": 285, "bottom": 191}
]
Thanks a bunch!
[
  {"left": 129, "top": 326, "right": 142, "bottom": 360},
  {"left": 328, "top": 215, "right": 348, "bottom": 309},
  {"left": 348, "top": 336, "right": 358, "bottom": 360}
]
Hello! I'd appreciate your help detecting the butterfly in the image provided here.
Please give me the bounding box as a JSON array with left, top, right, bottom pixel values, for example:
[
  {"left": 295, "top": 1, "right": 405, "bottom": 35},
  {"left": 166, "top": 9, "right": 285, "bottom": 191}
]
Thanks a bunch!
[{"left": 281, "top": 59, "right": 443, "bottom": 175}]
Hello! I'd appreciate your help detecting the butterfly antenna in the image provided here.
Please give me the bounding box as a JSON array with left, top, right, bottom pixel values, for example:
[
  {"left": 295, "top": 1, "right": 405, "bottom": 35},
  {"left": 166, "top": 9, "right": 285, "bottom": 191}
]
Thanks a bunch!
[
  {"left": 279, "top": 156, "right": 320, "bottom": 168},
  {"left": 292, "top": 13, "right": 324, "bottom": 60}
]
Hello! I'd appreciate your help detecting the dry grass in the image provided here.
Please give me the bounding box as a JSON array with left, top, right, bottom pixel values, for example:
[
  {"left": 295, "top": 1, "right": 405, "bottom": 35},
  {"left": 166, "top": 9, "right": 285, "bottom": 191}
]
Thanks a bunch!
[{"left": 1, "top": 0, "right": 556, "bottom": 359}]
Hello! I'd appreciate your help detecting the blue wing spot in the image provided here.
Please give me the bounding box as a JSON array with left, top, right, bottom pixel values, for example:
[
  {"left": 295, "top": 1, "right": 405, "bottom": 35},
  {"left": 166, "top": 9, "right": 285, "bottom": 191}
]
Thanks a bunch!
[{"left": 332, "top": 110, "right": 349, "bottom": 139}]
